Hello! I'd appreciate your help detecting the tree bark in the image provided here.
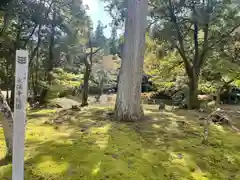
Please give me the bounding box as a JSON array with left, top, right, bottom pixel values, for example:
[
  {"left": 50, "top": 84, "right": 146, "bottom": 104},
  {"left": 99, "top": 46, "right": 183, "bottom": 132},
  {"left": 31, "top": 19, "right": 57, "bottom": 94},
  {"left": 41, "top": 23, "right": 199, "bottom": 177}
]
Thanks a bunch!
[
  {"left": 96, "top": 72, "right": 106, "bottom": 102},
  {"left": 5, "top": 59, "right": 10, "bottom": 104},
  {"left": 81, "top": 61, "right": 91, "bottom": 107},
  {"left": 10, "top": 83, "right": 15, "bottom": 110},
  {"left": 32, "top": 24, "right": 42, "bottom": 102},
  {"left": 80, "top": 38, "right": 100, "bottom": 106},
  {"left": 0, "top": 90, "right": 13, "bottom": 158},
  {"left": 216, "top": 89, "right": 221, "bottom": 107},
  {"left": 114, "top": 0, "right": 148, "bottom": 121},
  {"left": 187, "top": 70, "right": 200, "bottom": 109}
]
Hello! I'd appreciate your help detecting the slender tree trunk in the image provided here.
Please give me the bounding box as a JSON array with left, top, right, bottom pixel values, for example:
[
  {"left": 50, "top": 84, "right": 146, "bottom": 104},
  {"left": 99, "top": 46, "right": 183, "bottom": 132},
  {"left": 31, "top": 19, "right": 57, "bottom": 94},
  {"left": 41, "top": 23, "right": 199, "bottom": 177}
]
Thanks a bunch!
[
  {"left": 48, "top": 7, "right": 56, "bottom": 84},
  {"left": 30, "top": 70, "right": 35, "bottom": 104},
  {"left": 81, "top": 62, "right": 91, "bottom": 107},
  {"left": 10, "top": 83, "right": 15, "bottom": 110},
  {"left": 187, "top": 70, "right": 200, "bottom": 109},
  {"left": 96, "top": 72, "right": 105, "bottom": 102},
  {"left": 10, "top": 19, "right": 22, "bottom": 110},
  {"left": 81, "top": 35, "right": 95, "bottom": 106},
  {"left": 114, "top": 0, "right": 148, "bottom": 121},
  {"left": 34, "top": 50, "right": 39, "bottom": 102},
  {"left": 5, "top": 60, "right": 10, "bottom": 103},
  {"left": 32, "top": 24, "right": 42, "bottom": 102},
  {"left": 216, "top": 90, "right": 221, "bottom": 107},
  {"left": 6, "top": 88, "right": 9, "bottom": 103},
  {"left": 0, "top": 90, "right": 13, "bottom": 158}
]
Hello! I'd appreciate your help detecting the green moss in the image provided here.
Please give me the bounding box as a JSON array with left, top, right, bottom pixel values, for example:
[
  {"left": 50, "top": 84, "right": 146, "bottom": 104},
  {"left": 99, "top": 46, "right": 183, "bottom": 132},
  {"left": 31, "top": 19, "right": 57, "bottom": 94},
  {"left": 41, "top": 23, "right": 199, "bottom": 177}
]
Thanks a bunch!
[{"left": 1, "top": 105, "right": 240, "bottom": 179}]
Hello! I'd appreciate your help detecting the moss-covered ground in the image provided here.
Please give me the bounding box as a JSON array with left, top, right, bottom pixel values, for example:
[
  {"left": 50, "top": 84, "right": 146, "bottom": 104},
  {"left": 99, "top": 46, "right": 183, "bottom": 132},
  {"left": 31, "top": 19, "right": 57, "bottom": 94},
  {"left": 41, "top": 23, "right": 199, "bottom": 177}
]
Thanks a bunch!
[{"left": 1, "top": 105, "right": 240, "bottom": 180}]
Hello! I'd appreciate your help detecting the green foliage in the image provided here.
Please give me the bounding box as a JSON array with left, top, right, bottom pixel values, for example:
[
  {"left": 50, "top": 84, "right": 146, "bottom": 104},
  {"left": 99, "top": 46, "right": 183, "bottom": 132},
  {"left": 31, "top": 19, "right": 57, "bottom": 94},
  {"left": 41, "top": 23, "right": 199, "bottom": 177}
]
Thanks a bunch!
[
  {"left": 143, "top": 0, "right": 240, "bottom": 99},
  {"left": 145, "top": 28, "right": 240, "bottom": 95},
  {"left": 144, "top": 35, "right": 184, "bottom": 91},
  {"left": 93, "top": 21, "right": 107, "bottom": 50},
  {"left": 90, "top": 55, "right": 119, "bottom": 92},
  {"left": 109, "top": 24, "right": 119, "bottom": 55},
  {"left": 0, "top": 0, "right": 96, "bottom": 110},
  {"left": 149, "top": 0, "right": 240, "bottom": 65},
  {"left": 46, "top": 84, "right": 66, "bottom": 100},
  {"left": 148, "top": 0, "right": 240, "bottom": 108},
  {"left": 198, "top": 82, "right": 216, "bottom": 94},
  {"left": 43, "top": 68, "right": 83, "bottom": 100},
  {"left": 200, "top": 31, "right": 240, "bottom": 92},
  {"left": 52, "top": 68, "right": 83, "bottom": 89},
  {"left": 101, "top": 0, "right": 126, "bottom": 27}
]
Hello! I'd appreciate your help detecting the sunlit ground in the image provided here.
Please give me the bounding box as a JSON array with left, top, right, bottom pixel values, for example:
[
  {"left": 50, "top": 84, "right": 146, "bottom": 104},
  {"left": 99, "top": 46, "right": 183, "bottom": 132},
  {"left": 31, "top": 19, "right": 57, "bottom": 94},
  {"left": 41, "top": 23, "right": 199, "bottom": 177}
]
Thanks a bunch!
[{"left": 1, "top": 105, "right": 240, "bottom": 180}]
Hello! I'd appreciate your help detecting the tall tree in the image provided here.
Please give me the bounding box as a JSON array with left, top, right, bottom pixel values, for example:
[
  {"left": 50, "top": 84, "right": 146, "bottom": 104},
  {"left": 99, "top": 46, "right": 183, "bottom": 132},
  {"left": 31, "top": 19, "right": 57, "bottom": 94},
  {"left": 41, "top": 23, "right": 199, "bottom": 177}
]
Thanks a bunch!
[
  {"left": 93, "top": 21, "right": 107, "bottom": 48},
  {"left": 149, "top": 0, "right": 240, "bottom": 109},
  {"left": 0, "top": 0, "right": 89, "bottom": 158},
  {"left": 80, "top": 20, "right": 110, "bottom": 106},
  {"left": 80, "top": 26, "right": 102, "bottom": 107},
  {"left": 103, "top": 0, "right": 240, "bottom": 109},
  {"left": 115, "top": 0, "right": 148, "bottom": 121},
  {"left": 47, "top": 3, "right": 56, "bottom": 84},
  {"left": 109, "top": 24, "right": 118, "bottom": 55}
]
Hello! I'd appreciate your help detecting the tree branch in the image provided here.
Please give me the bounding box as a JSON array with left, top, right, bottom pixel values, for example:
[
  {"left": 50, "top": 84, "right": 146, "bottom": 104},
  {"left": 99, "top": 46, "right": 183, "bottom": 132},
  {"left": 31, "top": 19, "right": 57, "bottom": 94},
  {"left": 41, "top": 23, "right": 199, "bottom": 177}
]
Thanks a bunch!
[
  {"left": 196, "top": 0, "right": 213, "bottom": 70},
  {"left": 200, "top": 23, "right": 240, "bottom": 67},
  {"left": 77, "top": 47, "right": 102, "bottom": 66},
  {"left": 220, "top": 75, "right": 240, "bottom": 91},
  {"left": 90, "top": 77, "right": 100, "bottom": 85},
  {"left": 29, "top": 25, "right": 42, "bottom": 67},
  {"left": 165, "top": 60, "right": 183, "bottom": 73},
  {"left": 86, "top": 47, "right": 101, "bottom": 57},
  {"left": 167, "top": 0, "right": 192, "bottom": 73},
  {"left": 147, "top": 18, "right": 158, "bottom": 31},
  {"left": 23, "top": 24, "right": 38, "bottom": 48},
  {"left": 211, "top": 24, "right": 240, "bottom": 49},
  {"left": 197, "top": 23, "right": 209, "bottom": 69},
  {"left": 29, "top": 46, "right": 38, "bottom": 67},
  {"left": 175, "top": 45, "right": 192, "bottom": 75}
]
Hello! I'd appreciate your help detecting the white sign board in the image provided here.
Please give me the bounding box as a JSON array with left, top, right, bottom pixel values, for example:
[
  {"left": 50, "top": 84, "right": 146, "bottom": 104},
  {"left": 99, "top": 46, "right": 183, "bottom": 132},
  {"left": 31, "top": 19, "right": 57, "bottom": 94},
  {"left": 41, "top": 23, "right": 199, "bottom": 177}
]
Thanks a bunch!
[{"left": 12, "top": 50, "right": 29, "bottom": 180}]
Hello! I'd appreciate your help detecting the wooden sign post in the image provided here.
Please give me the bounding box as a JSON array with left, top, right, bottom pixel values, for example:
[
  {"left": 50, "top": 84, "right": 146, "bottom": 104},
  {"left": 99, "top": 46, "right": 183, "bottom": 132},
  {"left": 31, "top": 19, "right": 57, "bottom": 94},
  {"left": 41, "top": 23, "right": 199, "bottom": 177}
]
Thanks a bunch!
[{"left": 12, "top": 50, "right": 29, "bottom": 180}]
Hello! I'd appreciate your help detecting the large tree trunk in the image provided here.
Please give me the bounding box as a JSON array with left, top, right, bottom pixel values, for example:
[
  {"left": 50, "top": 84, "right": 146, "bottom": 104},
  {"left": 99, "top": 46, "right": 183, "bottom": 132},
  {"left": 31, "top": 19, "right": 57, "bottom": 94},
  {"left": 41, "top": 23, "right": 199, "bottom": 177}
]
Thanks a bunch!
[
  {"left": 114, "top": 0, "right": 148, "bottom": 121},
  {"left": 0, "top": 90, "right": 13, "bottom": 158},
  {"left": 187, "top": 70, "right": 200, "bottom": 109},
  {"left": 81, "top": 63, "right": 91, "bottom": 107}
]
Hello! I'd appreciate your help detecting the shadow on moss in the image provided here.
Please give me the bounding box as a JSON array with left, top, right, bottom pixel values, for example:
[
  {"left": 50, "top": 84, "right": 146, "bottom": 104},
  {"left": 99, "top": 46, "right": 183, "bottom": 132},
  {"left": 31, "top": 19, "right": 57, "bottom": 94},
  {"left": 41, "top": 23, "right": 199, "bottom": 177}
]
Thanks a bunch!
[{"left": 1, "top": 105, "right": 240, "bottom": 179}]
